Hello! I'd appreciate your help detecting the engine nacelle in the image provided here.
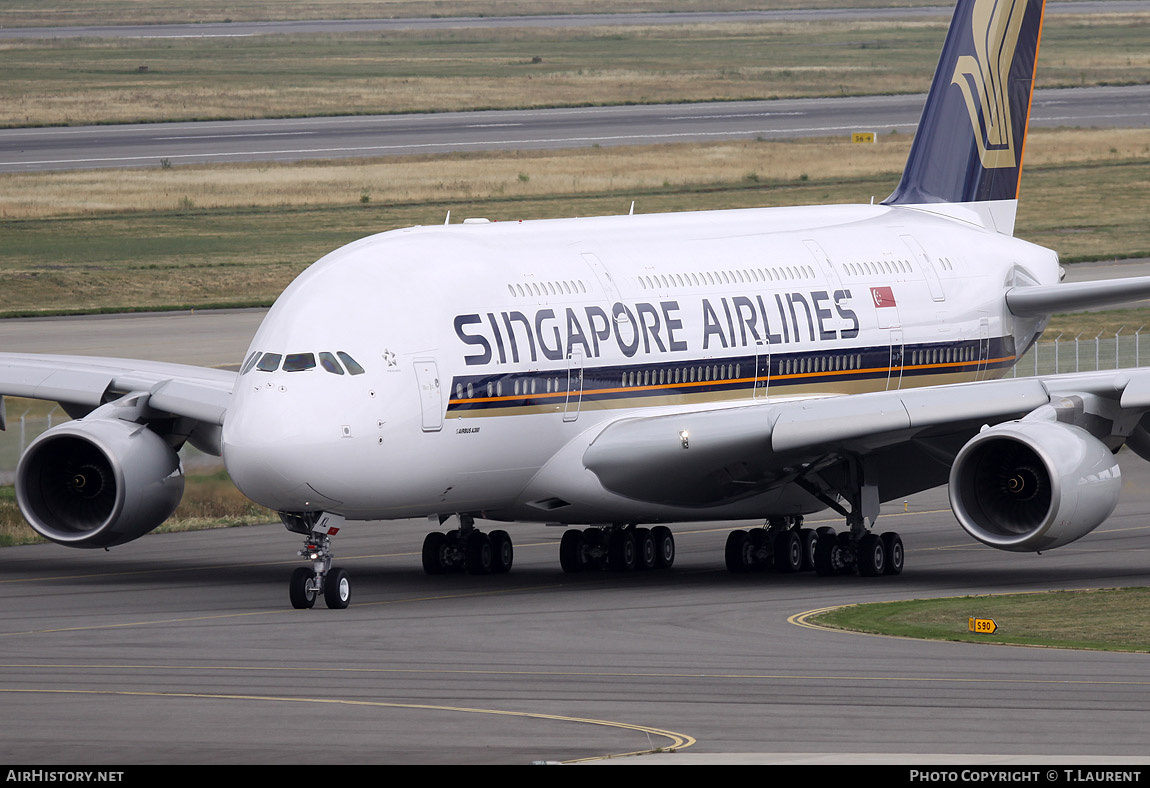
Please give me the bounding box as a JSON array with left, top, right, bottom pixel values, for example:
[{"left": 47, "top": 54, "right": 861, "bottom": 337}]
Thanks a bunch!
[
  {"left": 16, "top": 418, "right": 184, "bottom": 549},
  {"left": 949, "top": 421, "right": 1121, "bottom": 552}
]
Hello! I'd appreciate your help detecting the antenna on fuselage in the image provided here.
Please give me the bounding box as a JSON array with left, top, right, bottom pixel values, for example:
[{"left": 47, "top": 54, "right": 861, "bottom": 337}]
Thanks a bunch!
[
  {"left": 629, "top": 201, "right": 635, "bottom": 216},
  {"left": 444, "top": 211, "right": 451, "bottom": 225}
]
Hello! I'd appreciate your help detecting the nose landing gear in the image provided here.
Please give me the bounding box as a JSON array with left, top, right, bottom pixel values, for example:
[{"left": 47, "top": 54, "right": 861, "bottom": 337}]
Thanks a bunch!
[{"left": 282, "top": 511, "right": 351, "bottom": 609}]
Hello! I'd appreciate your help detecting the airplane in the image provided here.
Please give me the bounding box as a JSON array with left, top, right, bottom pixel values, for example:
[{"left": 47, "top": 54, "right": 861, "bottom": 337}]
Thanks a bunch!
[{"left": 5, "top": 0, "right": 1150, "bottom": 610}]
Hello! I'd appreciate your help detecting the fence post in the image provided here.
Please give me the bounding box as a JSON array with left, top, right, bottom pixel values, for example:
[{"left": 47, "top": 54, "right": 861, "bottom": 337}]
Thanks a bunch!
[
  {"left": 1095, "top": 330, "right": 1104, "bottom": 371},
  {"left": 1075, "top": 331, "right": 1083, "bottom": 373},
  {"left": 1053, "top": 333, "right": 1062, "bottom": 374},
  {"left": 1116, "top": 326, "right": 1125, "bottom": 369}
]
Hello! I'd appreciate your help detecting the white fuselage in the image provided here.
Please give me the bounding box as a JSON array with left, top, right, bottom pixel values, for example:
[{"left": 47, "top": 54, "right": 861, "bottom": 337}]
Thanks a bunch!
[{"left": 220, "top": 202, "right": 1059, "bottom": 525}]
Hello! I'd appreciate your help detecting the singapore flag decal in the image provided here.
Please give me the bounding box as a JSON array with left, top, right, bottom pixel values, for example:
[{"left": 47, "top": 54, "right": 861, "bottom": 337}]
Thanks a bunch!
[{"left": 870, "top": 286, "right": 897, "bottom": 309}]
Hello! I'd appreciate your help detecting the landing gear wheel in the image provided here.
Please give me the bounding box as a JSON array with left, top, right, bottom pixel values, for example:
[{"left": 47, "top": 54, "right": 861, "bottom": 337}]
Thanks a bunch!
[
  {"left": 324, "top": 567, "right": 351, "bottom": 609},
  {"left": 725, "top": 530, "right": 754, "bottom": 573},
  {"left": 465, "top": 531, "right": 493, "bottom": 575},
  {"left": 773, "top": 529, "right": 803, "bottom": 573},
  {"left": 633, "top": 528, "right": 657, "bottom": 570},
  {"left": 857, "top": 533, "right": 886, "bottom": 577},
  {"left": 289, "top": 567, "right": 317, "bottom": 609},
  {"left": 489, "top": 530, "right": 514, "bottom": 574},
  {"left": 559, "top": 530, "right": 584, "bottom": 573},
  {"left": 583, "top": 529, "right": 607, "bottom": 570},
  {"left": 814, "top": 533, "right": 845, "bottom": 577},
  {"left": 608, "top": 530, "right": 636, "bottom": 571},
  {"left": 881, "top": 531, "right": 904, "bottom": 575},
  {"left": 652, "top": 526, "right": 675, "bottom": 569},
  {"left": 422, "top": 531, "right": 449, "bottom": 575},
  {"left": 798, "top": 528, "right": 818, "bottom": 572},
  {"left": 749, "top": 529, "right": 771, "bottom": 572}
]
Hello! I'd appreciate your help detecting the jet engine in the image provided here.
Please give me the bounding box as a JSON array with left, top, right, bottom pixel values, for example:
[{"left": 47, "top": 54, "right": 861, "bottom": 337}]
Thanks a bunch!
[
  {"left": 16, "top": 418, "right": 184, "bottom": 549},
  {"left": 948, "top": 421, "right": 1121, "bottom": 552}
]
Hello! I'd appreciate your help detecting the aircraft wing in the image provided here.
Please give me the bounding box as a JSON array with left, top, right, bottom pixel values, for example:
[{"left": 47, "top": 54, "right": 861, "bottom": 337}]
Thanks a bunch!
[
  {"left": 583, "top": 368, "right": 1150, "bottom": 507},
  {"left": 0, "top": 353, "right": 235, "bottom": 443}
]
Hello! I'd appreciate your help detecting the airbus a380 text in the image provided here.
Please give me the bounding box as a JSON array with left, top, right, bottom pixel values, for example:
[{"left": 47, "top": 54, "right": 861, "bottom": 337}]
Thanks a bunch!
[{"left": 6, "top": 0, "right": 1150, "bottom": 609}]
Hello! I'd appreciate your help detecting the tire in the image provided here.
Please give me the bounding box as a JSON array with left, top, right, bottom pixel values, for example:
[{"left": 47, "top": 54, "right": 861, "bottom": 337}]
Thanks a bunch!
[
  {"left": 422, "top": 531, "right": 448, "bottom": 575},
  {"left": 608, "top": 530, "right": 636, "bottom": 571},
  {"left": 749, "top": 529, "right": 771, "bottom": 572},
  {"left": 725, "top": 530, "right": 753, "bottom": 573},
  {"left": 490, "top": 530, "right": 513, "bottom": 574},
  {"left": 559, "top": 529, "right": 584, "bottom": 573},
  {"left": 813, "top": 533, "right": 841, "bottom": 577},
  {"left": 633, "top": 528, "right": 656, "bottom": 570},
  {"left": 773, "top": 529, "right": 803, "bottom": 573},
  {"left": 798, "top": 528, "right": 818, "bottom": 572},
  {"left": 465, "top": 531, "right": 493, "bottom": 575},
  {"left": 858, "top": 533, "right": 886, "bottom": 576},
  {"left": 881, "top": 531, "right": 904, "bottom": 575},
  {"left": 652, "top": 526, "right": 675, "bottom": 569},
  {"left": 324, "top": 567, "right": 351, "bottom": 609},
  {"left": 289, "top": 567, "right": 317, "bottom": 609}
]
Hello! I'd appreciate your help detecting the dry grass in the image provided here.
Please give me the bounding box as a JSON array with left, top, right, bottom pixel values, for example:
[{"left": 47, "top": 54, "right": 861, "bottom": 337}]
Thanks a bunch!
[
  {"left": 0, "top": 1, "right": 958, "bottom": 28},
  {"left": 3, "top": 128, "right": 1147, "bottom": 219},
  {"left": 0, "top": 13, "right": 1145, "bottom": 127},
  {"left": 0, "top": 130, "right": 1145, "bottom": 314}
]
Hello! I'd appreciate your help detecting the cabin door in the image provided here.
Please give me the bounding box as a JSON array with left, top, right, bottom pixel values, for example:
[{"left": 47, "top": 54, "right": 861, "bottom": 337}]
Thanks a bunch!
[{"left": 564, "top": 346, "right": 585, "bottom": 422}]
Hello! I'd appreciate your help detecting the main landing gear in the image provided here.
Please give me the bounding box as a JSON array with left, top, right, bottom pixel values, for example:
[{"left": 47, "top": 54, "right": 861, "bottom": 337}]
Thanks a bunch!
[
  {"left": 785, "top": 455, "right": 905, "bottom": 578},
  {"left": 422, "top": 514, "right": 514, "bottom": 575},
  {"left": 559, "top": 525, "right": 675, "bottom": 573},
  {"left": 724, "top": 516, "right": 817, "bottom": 574},
  {"left": 281, "top": 511, "right": 352, "bottom": 609}
]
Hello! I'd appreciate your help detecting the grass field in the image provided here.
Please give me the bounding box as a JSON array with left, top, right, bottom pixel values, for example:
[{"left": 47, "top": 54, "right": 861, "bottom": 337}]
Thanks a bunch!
[
  {"left": 0, "top": 1, "right": 971, "bottom": 28},
  {"left": 1, "top": 13, "right": 1146, "bottom": 127},
  {"left": 0, "top": 128, "right": 1146, "bottom": 316},
  {"left": 812, "top": 588, "right": 1150, "bottom": 652}
]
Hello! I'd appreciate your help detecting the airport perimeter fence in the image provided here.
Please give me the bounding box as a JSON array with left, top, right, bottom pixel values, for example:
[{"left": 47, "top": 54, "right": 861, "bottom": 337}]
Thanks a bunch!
[
  {"left": 0, "top": 405, "right": 219, "bottom": 484},
  {"left": 1, "top": 329, "right": 1147, "bottom": 480},
  {"left": 1010, "top": 328, "right": 1148, "bottom": 378}
]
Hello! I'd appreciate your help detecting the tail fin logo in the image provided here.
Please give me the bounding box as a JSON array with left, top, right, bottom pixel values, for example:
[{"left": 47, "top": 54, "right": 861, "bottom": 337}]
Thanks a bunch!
[{"left": 950, "top": 0, "right": 1027, "bottom": 169}]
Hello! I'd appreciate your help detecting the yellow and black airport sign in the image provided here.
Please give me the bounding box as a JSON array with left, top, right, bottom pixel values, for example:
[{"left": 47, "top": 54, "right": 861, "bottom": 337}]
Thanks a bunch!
[{"left": 968, "top": 617, "right": 998, "bottom": 634}]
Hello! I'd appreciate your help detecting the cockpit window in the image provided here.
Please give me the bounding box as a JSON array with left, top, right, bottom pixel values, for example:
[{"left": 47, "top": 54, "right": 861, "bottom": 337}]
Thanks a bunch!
[
  {"left": 319, "top": 352, "right": 344, "bottom": 375},
  {"left": 256, "top": 353, "right": 282, "bottom": 372},
  {"left": 283, "top": 353, "right": 317, "bottom": 372},
  {"left": 337, "top": 351, "right": 365, "bottom": 375},
  {"left": 240, "top": 351, "right": 262, "bottom": 375}
]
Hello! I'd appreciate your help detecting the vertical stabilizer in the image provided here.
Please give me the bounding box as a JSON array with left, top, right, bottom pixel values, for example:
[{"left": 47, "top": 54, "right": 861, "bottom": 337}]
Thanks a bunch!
[{"left": 884, "top": 0, "right": 1046, "bottom": 218}]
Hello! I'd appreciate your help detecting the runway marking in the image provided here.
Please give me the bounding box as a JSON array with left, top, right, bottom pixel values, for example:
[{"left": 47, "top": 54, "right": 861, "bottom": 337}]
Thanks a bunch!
[
  {"left": 155, "top": 132, "right": 319, "bottom": 140},
  {"left": 6, "top": 661, "right": 1150, "bottom": 688},
  {"left": 0, "top": 122, "right": 919, "bottom": 168},
  {"left": 0, "top": 585, "right": 562, "bottom": 637},
  {"left": 0, "top": 688, "right": 695, "bottom": 761}
]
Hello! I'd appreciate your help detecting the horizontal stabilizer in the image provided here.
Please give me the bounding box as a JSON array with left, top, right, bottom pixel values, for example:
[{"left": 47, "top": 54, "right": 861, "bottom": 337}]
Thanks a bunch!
[{"left": 1006, "top": 276, "right": 1150, "bottom": 316}]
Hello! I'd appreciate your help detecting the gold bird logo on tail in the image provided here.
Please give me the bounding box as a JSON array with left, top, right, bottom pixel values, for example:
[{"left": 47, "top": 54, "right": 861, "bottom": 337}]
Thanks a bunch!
[{"left": 950, "top": 0, "right": 1027, "bottom": 169}]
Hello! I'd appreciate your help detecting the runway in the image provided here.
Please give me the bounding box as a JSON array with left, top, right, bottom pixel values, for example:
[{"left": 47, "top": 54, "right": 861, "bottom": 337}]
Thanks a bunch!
[
  {"left": 2, "top": 84, "right": 1147, "bottom": 173},
  {"left": 1, "top": 454, "right": 1149, "bottom": 764}
]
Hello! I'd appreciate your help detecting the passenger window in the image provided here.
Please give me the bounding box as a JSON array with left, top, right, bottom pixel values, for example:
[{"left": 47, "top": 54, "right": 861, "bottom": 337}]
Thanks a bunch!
[
  {"left": 337, "top": 352, "right": 365, "bottom": 375},
  {"left": 319, "top": 352, "right": 344, "bottom": 375},
  {"left": 283, "top": 353, "right": 316, "bottom": 372},
  {"left": 256, "top": 353, "right": 282, "bottom": 372}
]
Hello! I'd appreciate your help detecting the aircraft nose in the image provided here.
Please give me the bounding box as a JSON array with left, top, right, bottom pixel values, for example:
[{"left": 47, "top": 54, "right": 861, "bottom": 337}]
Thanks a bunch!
[{"left": 221, "top": 387, "right": 343, "bottom": 512}]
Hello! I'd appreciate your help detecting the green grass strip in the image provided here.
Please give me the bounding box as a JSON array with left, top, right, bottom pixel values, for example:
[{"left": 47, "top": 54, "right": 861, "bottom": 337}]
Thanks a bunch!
[{"left": 811, "top": 588, "right": 1150, "bottom": 653}]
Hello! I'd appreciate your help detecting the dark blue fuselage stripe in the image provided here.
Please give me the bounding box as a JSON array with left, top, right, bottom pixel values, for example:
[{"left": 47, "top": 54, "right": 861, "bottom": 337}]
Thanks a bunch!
[{"left": 446, "top": 336, "right": 1017, "bottom": 412}]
